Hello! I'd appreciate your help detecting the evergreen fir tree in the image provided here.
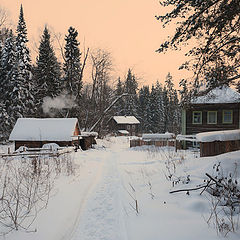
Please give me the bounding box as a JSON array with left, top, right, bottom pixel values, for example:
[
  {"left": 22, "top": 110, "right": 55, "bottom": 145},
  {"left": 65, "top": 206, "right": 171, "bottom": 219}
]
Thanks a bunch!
[
  {"left": 154, "top": 81, "right": 165, "bottom": 133},
  {"left": 1, "top": 31, "right": 16, "bottom": 108},
  {"left": 123, "top": 69, "right": 138, "bottom": 116},
  {"left": 0, "top": 31, "right": 18, "bottom": 137},
  {"left": 114, "top": 77, "right": 124, "bottom": 115},
  {"left": 9, "top": 4, "right": 35, "bottom": 120},
  {"left": 0, "top": 102, "right": 10, "bottom": 140},
  {"left": 34, "top": 26, "right": 61, "bottom": 116},
  {"left": 179, "top": 78, "right": 189, "bottom": 105},
  {"left": 149, "top": 85, "right": 159, "bottom": 133},
  {"left": 0, "top": 42, "right": 9, "bottom": 139},
  {"left": 63, "top": 26, "right": 82, "bottom": 98},
  {"left": 138, "top": 86, "right": 151, "bottom": 132},
  {"left": 164, "top": 73, "right": 180, "bottom": 133}
]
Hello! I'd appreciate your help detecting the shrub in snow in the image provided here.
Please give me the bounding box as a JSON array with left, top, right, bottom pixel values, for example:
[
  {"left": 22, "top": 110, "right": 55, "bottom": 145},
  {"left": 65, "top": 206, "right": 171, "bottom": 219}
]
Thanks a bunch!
[
  {"left": 0, "top": 157, "right": 52, "bottom": 232},
  {"left": 205, "top": 162, "right": 240, "bottom": 236},
  {"left": 0, "top": 148, "right": 76, "bottom": 234},
  {"left": 42, "top": 143, "right": 60, "bottom": 154}
]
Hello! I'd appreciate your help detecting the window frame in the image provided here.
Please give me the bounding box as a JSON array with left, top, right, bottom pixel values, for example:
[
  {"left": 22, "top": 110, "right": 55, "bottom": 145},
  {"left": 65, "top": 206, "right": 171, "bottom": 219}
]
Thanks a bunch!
[
  {"left": 207, "top": 111, "right": 218, "bottom": 124},
  {"left": 222, "top": 110, "right": 233, "bottom": 124},
  {"left": 192, "top": 111, "right": 202, "bottom": 124}
]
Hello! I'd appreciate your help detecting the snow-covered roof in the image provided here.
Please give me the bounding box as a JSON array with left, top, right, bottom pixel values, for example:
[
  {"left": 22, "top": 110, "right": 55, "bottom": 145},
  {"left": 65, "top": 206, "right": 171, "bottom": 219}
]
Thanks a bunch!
[
  {"left": 196, "top": 129, "right": 240, "bottom": 143},
  {"left": 80, "top": 132, "right": 98, "bottom": 137},
  {"left": 9, "top": 118, "right": 79, "bottom": 141},
  {"left": 191, "top": 86, "right": 240, "bottom": 104},
  {"left": 113, "top": 116, "right": 140, "bottom": 124},
  {"left": 176, "top": 135, "right": 197, "bottom": 142},
  {"left": 118, "top": 130, "right": 129, "bottom": 134},
  {"left": 142, "top": 133, "right": 175, "bottom": 140}
]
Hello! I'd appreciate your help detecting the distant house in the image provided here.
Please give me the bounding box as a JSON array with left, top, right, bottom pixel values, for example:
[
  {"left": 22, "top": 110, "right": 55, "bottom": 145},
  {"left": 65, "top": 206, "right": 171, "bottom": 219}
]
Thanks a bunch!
[
  {"left": 9, "top": 118, "right": 80, "bottom": 150},
  {"left": 182, "top": 86, "right": 240, "bottom": 136},
  {"left": 108, "top": 116, "right": 140, "bottom": 136}
]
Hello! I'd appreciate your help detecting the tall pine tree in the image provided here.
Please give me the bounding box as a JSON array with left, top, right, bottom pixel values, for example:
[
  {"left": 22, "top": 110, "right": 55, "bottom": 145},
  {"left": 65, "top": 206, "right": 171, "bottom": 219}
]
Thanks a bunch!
[
  {"left": 123, "top": 69, "right": 138, "bottom": 116},
  {"left": 63, "top": 26, "right": 82, "bottom": 98},
  {"left": 1, "top": 31, "right": 17, "bottom": 109},
  {"left": 113, "top": 77, "right": 125, "bottom": 115},
  {"left": 34, "top": 26, "right": 61, "bottom": 116},
  {"left": 0, "top": 31, "right": 17, "bottom": 136},
  {"left": 164, "top": 73, "right": 180, "bottom": 133},
  {"left": 0, "top": 41, "right": 10, "bottom": 139},
  {"left": 8, "top": 4, "right": 35, "bottom": 122},
  {"left": 138, "top": 86, "right": 152, "bottom": 132}
]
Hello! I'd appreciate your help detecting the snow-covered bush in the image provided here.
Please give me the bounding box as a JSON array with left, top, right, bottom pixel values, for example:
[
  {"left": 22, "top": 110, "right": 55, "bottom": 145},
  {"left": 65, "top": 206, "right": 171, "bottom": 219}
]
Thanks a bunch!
[
  {"left": 205, "top": 162, "right": 240, "bottom": 236},
  {"left": 0, "top": 157, "right": 52, "bottom": 233},
  {"left": 0, "top": 150, "right": 76, "bottom": 235}
]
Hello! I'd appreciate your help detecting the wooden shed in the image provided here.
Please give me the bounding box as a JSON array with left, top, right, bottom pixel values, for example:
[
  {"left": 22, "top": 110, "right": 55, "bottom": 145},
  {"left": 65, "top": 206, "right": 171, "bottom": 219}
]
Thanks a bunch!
[
  {"left": 196, "top": 129, "right": 240, "bottom": 157},
  {"left": 78, "top": 132, "right": 98, "bottom": 150},
  {"left": 9, "top": 118, "right": 80, "bottom": 150}
]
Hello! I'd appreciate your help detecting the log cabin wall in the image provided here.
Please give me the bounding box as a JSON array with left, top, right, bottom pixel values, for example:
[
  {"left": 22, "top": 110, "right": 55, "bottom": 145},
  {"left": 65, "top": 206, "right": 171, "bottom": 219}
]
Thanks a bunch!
[
  {"left": 15, "top": 141, "right": 73, "bottom": 150},
  {"left": 200, "top": 140, "right": 240, "bottom": 157},
  {"left": 185, "top": 103, "right": 240, "bottom": 135},
  {"left": 73, "top": 123, "right": 81, "bottom": 136}
]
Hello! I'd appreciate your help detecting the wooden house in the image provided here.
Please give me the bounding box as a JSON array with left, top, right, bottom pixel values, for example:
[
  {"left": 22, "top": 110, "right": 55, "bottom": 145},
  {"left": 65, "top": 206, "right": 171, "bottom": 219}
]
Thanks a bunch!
[
  {"left": 182, "top": 86, "right": 240, "bottom": 136},
  {"left": 9, "top": 118, "right": 80, "bottom": 150},
  {"left": 108, "top": 116, "right": 140, "bottom": 136}
]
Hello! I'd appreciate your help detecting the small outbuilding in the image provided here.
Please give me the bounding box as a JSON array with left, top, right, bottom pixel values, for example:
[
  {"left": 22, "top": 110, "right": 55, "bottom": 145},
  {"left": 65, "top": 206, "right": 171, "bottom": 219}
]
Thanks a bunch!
[
  {"left": 196, "top": 129, "right": 240, "bottom": 157},
  {"left": 108, "top": 116, "right": 140, "bottom": 136},
  {"left": 9, "top": 118, "right": 80, "bottom": 150},
  {"left": 78, "top": 132, "right": 98, "bottom": 150}
]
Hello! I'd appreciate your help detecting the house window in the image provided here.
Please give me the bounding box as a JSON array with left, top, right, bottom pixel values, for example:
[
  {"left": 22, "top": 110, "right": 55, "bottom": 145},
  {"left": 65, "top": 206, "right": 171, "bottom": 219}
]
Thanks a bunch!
[
  {"left": 132, "top": 125, "right": 135, "bottom": 130},
  {"left": 192, "top": 111, "right": 202, "bottom": 124},
  {"left": 223, "top": 110, "right": 233, "bottom": 124},
  {"left": 127, "top": 125, "right": 130, "bottom": 130},
  {"left": 207, "top": 111, "right": 217, "bottom": 124}
]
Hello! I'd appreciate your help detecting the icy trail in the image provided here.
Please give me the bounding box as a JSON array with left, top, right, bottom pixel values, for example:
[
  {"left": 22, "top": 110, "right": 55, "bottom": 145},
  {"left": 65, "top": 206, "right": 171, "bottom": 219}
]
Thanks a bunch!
[{"left": 70, "top": 141, "right": 128, "bottom": 240}]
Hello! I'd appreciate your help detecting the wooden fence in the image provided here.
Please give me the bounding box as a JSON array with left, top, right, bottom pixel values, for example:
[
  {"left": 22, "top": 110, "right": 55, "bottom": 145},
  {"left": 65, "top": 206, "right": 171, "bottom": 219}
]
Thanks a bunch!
[
  {"left": 200, "top": 140, "right": 240, "bottom": 157},
  {"left": 130, "top": 139, "right": 175, "bottom": 148}
]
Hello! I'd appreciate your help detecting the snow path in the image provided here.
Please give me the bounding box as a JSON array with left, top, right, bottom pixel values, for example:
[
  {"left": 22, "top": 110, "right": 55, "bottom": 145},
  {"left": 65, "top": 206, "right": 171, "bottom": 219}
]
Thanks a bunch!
[
  {"left": 59, "top": 152, "right": 106, "bottom": 240},
  {"left": 70, "top": 142, "right": 128, "bottom": 240}
]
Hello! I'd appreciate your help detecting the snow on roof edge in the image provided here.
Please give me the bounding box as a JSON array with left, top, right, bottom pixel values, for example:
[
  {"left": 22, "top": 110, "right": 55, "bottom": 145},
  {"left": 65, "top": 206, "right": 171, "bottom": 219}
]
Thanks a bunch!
[
  {"left": 196, "top": 129, "right": 240, "bottom": 143},
  {"left": 9, "top": 118, "right": 79, "bottom": 141},
  {"left": 113, "top": 116, "right": 140, "bottom": 124},
  {"left": 191, "top": 86, "right": 240, "bottom": 104}
]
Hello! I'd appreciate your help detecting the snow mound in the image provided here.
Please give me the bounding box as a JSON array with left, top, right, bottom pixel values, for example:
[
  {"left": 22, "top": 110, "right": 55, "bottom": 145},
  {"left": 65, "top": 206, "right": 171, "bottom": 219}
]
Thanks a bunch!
[
  {"left": 196, "top": 129, "right": 240, "bottom": 142},
  {"left": 142, "top": 133, "right": 175, "bottom": 140}
]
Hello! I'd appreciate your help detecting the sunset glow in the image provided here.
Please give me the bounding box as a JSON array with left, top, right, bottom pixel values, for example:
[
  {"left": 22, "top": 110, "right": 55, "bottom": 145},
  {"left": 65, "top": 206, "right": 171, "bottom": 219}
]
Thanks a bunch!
[{"left": 1, "top": 0, "right": 187, "bottom": 86}]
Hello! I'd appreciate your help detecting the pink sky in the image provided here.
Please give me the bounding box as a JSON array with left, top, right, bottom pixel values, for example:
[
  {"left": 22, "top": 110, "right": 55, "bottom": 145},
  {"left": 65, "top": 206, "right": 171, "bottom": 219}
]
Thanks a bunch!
[{"left": 1, "top": 0, "right": 189, "bottom": 87}]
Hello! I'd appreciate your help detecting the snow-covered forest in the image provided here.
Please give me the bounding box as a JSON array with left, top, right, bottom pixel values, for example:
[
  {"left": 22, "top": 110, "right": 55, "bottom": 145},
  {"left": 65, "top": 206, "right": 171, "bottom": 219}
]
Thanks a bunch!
[{"left": 0, "top": 5, "right": 180, "bottom": 139}]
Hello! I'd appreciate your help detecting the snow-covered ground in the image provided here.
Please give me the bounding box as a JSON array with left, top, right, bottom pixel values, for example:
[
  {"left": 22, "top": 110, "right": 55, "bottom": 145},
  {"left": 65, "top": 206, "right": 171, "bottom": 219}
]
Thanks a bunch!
[{"left": 2, "top": 137, "right": 240, "bottom": 239}]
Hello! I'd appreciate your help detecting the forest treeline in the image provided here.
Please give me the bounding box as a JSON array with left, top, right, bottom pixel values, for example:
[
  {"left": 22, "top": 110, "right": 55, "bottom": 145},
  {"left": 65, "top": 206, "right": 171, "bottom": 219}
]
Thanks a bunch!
[{"left": 0, "top": 5, "right": 181, "bottom": 139}]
